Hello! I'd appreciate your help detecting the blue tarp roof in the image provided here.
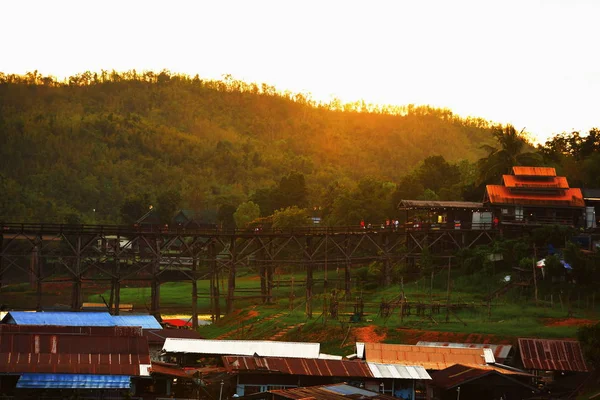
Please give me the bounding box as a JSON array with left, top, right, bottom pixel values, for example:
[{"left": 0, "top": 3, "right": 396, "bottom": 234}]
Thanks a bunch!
[
  {"left": 113, "top": 315, "right": 162, "bottom": 329},
  {"left": 16, "top": 373, "right": 131, "bottom": 389},
  {"left": 2, "top": 312, "right": 162, "bottom": 329},
  {"left": 2, "top": 312, "right": 117, "bottom": 326}
]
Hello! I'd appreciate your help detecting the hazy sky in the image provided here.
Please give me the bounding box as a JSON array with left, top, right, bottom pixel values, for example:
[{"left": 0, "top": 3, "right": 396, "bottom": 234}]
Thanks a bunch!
[{"left": 3, "top": 0, "right": 598, "bottom": 143}]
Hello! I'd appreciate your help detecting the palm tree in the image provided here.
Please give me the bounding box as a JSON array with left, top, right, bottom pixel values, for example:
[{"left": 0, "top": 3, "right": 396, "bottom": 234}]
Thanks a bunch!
[{"left": 477, "top": 125, "right": 542, "bottom": 185}]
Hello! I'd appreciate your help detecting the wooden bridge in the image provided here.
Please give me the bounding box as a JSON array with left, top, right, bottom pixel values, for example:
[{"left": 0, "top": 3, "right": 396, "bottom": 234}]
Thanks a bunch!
[{"left": 0, "top": 222, "right": 499, "bottom": 326}]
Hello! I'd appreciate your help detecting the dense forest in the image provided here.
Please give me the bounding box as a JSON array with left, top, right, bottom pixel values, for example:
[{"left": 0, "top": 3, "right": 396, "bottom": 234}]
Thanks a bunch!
[{"left": 0, "top": 70, "right": 599, "bottom": 226}]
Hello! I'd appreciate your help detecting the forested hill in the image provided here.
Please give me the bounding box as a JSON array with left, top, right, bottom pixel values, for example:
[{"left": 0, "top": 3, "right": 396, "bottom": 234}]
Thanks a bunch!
[{"left": 0, "top": 71, "right": 496, "bottom": 224}]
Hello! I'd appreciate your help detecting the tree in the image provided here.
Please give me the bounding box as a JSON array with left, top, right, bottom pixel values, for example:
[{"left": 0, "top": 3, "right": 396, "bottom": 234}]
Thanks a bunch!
[
  {"left": 120, "top": 194, "right": 153, "bottom": 224},
  {"left": 233, "top": 201, "right": 260, "bottom": 229},
  {"left": 578, "top": 322, "right": 600, "bottom": 372},
  {"left": 477, "top": 125, "right": 542, "bottom": 185},
  {"left": 217, "top": 204, "right": 237, "bottom": 230},
  {"left": 156, "top": 190, "right": 182, "bottom": 224},
  {"left": 272, "top": 206, "right": 309, "bottom": 228}
]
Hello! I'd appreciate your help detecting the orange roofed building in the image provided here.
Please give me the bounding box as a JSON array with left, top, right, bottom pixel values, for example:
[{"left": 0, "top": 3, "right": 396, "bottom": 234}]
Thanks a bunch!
[{"left": 484, "top": 166, "right": 585, "bottom": 227}]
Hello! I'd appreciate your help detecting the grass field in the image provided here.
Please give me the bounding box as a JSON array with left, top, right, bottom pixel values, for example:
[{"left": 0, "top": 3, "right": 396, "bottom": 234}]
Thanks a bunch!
[{"left": 82, "top": 265, "right": 600, "bottom": 350}]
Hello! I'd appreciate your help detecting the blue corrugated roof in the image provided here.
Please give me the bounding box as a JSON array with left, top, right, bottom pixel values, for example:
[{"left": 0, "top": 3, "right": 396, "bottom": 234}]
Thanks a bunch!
[
  {"left": 112, "top": 315, "right": 162, "bottom": 329},
  {"left": 324, "top": 384, "right": 379, "bottom": 397},
  {"left": 2, "top": 312, "right": 117, "bottom": 326},
  {"left": 16, "top": 373, "right": 131, "bottom": 389}
]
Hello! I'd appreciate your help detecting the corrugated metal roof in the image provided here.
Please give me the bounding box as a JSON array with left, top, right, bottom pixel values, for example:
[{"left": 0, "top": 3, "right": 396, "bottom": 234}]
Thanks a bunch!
[
  {"left": 163, "top": 339, "right": 320, "bottom": 358},
  {"left": 361, "top": 343, "right": 493, "bottom": 370},
  {"left": 16, "top": 373, "right": 131, "bottom": 389},
  {"left": 269, "top": 383, "right": 397, "bottom": 400},
  {"left": 223, "top": 355, "right": 373, "bottom": 377},
  {"left": 398, "top": 200, "right": 485, "bottom": 210},
  {"left": 512, "top": 166, "right": 556, "bottom": 177},
  {"left": 503, "top": 175, "right": 569, "bottom": 189},
  {"left": 518, "top": 338, "right": 588, "bottom": 372},
  {"left": 486, "top": 185, "right": 585, "bottom": 208},
  {"left": 430, "top": 364, "right": 537, "bottom": 391},
  {"left": 0, "top": 326, "right": 150, "bottom": 375},
  {"left": 0, "top": 324, "right": 142, "bottom": 337},
  {"left": 2, "top": 311, "right": 117, "bottom": 326},
  {"left": 149, "top": 362, "right": 193, "bottom": 379},
  {"left": 112, "top": 315, "right": 162, "bottom": 329},
  {"left": 367, "top": 363, "right": 431, "bottom": 380},
  {"left": 416, "top": 342, "right": 513, "bottom": 362}
]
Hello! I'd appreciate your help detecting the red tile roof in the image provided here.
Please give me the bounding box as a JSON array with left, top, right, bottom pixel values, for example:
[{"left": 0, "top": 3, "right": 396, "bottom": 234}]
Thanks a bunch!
[
  {"left": 512, "top": 167, "right": 556, "bottom": 177},
  {"left": 0, "top": 324, "right": 150, "bottom": 375},
  {"left": 518, "top": 338, "right": 588, "bottom": 372},
  {"left": 222, "top": 355, "right": 372, "bottom": 377},
  {"left": 503, "top": 175, "right": 569, "bottom": 190},
  {"left": 486, "top": 185, "right": 585, "bottom": 208}
]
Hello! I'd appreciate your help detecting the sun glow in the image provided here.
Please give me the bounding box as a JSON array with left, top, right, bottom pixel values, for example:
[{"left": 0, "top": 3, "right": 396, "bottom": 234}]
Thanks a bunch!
[{"left": 3, "top": 0, "right": 599, "bottom": 144}]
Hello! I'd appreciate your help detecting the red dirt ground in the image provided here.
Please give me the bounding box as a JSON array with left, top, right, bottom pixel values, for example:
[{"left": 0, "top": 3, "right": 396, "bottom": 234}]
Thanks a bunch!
[
  {"left": 543, "top": 318, "right": 597, "bottom": 327},
  {"left": 353, "top": 326, "right": 387, "bottom": 343}
]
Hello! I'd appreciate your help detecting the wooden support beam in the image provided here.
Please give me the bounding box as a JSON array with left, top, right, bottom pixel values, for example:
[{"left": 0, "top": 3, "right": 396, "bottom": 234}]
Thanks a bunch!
[
  {"left": 305, "top": 237, "right": 313, "bottom": 318},
  {"left": 150, "top": 238, "right": 161, "bottom": 321},
  {"left": 226, "top": 236, "right": 236, "bottom": 314},
  {"left": 191, "top": 253, "right": 198, "bottom": 330},
  {"left": 71, "top": 236, "right": 82, "bottom": 311}
]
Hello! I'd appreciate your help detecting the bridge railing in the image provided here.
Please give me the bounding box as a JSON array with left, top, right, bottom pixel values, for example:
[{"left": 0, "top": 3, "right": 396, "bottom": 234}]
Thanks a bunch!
[{"left": 1, "top": 221, "right": 502, "bottom": 236}]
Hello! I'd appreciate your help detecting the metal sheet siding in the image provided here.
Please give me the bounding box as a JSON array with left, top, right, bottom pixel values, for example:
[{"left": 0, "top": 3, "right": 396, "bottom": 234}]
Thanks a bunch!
[
  {"left": 3, "top": 312, "right": 117, "bottom": 326},
  {"left": 486, "top": 185, "right": 585, "bottom": 207},
  {"left": 112, "top": 315, "right": 162, "bottom": 329},
  {"left": 416, "top": 342, "right": 513, "bottom": 361},
  {"left": 367, "top": 363, "right": 431, "bottom": 380},
  {"left": 16, "top": 373, "right": 131, "bottom": 389},
  {"left": 163, "top": 339, "right": 320, "bottom": 358},
  {"left": 518, "top": 338, "right": 588, "bottom": 372}
]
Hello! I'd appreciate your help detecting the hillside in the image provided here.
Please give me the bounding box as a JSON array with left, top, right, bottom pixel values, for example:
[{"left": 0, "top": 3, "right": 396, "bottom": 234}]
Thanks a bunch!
[{"left": 0, "top": 71, "right": 495, "bottom": 224}]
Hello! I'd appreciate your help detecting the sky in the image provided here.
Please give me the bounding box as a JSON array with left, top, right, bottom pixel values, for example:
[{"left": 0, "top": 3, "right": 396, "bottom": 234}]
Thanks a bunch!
[{"left": 2, "top": 0, "right": 599, "bottom": 144}]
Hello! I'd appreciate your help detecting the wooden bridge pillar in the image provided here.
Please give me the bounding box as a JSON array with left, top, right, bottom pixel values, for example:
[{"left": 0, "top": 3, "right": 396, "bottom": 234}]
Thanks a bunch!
[
  {"left": 344, "top": 236, "right": 351, "bottom": 300},
  {"left": 226, "top": 236, "right": 236, "bottom": 314},
  {"left": 267, "top": 242, "right": 274, "bottom": 303},
  {"left": 191, "top": 250, "right": 199, "bottom": 330},
  {"left": 209, "top": 240, "right": 220, "bottom": 322},
  {"left": 71, "top": 236, "right": 83, "bottom": 312},
  {"left": 109, "top": 235, "right": 121, "bottom": 315},
  {"left": 150, "top": 238, "right": 161, "bottom": 321},
  {"left": 305, "top": 237, "right": 313, "bottom": 318},
  {"left": 383, "top": 234, "right": 392, "bottom": 287},
  {"left": 34, "top": 236, "right": 43, "bottom": 311},
  {"left": 0, "top": 235, "right": 3, "bottom": 294}
]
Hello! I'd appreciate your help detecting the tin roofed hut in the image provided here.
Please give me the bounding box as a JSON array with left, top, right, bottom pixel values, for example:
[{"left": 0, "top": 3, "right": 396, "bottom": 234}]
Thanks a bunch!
[
  {"left": 485, "top": 167, "right": 585, "bottom": 228},
  {"left": 238, "top": 383, "right": 398, "bottom": 400}
]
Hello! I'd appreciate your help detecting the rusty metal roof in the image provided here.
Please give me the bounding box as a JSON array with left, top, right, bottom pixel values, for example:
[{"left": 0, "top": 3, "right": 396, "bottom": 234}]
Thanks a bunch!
[
  {"left": 512, "top": 166, "right": 556, "bottom": 177},
  {"left": 518, "top": 338, "right": 588, "bottom": 372},
  {"left": 149, "top": 361, "right": 193, "bottom": 379},
  {"left": 0, "top": 325, "right": 150, "bottom": 375},
  {"left": 430, "top": 364, "right": 537, "bottom": 391},
  {"left": 361, "top": 343, "right": 492, "bottom": 370},
  {"left": 268, "top": 383, "right": 397, "bottom": 400},
  {"left": 398, "top": 200, "right": 485, "bottom": 210},
  {"left": 222, "top": 355, "right": 372, "bottom": 377},
  {"left": 486, "top": 185, "right": 585, "bottom": 208},
  {"left": 416, "top": 342, "right": 513, "bottom": 362},
  {"left": 503, "top": 175, "right": 569, "bottom": 189}
]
